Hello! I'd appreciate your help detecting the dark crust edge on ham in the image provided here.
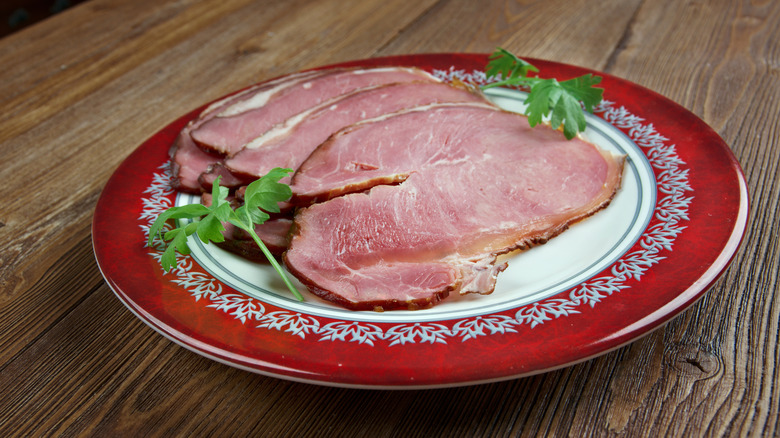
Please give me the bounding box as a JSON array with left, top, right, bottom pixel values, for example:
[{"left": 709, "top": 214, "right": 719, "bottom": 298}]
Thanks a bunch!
[{"left": 282, "top": 241, "right": 462, "bottom": 311}]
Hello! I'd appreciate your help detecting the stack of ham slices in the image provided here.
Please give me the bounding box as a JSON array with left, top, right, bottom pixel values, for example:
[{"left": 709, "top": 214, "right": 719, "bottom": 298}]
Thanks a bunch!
[{"left": 169, "top": 66, "right": 625, "bottom": 311}]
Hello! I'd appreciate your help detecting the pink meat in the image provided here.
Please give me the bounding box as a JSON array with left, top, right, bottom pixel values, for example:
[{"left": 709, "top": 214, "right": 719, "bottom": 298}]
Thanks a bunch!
[
  {"left": 217, "top": 217, "right": 293, "bottom": 259},
  {"left": 169, "top": 126, "right": 220, "bottom": 193},
  {"left": 285, "top": 104, "right": 624, "bottom": 311},
  {"left": 170, "top": 70, "right": 324, "bottom": 193},
  {"left": 190, "top": 67, "right": 440, "bottom": 157},
  {"left": 224, "top": 81, "right": 490, "bottom": 185},
  {"left": 197, "top": 162, "right": 244, "bottom": 193}
]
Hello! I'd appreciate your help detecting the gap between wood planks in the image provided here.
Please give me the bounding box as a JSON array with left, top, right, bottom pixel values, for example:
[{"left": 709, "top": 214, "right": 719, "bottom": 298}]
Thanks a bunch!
[{"left": 603, "top": 0, "right": 645, "bottom": 72}]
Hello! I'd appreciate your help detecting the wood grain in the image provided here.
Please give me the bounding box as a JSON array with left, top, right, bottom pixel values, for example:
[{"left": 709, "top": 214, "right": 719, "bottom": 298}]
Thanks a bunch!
[
  {"left": 0, "top": 0, "right": 439, "bottom": 367},
  {"left": 0, "top": 0, "right": 777, "bottom": 436},
  {"left": 600, "top": 0, "right": 780, "bottom": 436},
  {"left": 376, "top": 0, "right": 644, "bottom": 69}
]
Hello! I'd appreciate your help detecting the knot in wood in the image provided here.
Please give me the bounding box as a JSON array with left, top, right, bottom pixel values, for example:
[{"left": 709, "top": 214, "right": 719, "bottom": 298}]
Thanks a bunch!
[
  {"left": 235, "top": 42, "right": 265, "bottom": 58},
  {"left": 663, "top": 342, "right": 721, "bottom": 380}
]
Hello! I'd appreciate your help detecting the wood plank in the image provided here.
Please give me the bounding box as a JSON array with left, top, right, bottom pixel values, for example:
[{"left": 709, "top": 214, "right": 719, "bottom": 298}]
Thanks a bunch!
[
  {"left": 375, "top": 0, "right": 644, "bottom": 69},
  {"left": 0, "top": 0, "right": 256, "bottom": 140},
  {"left": 0, "top": 0, "right": 439, "bottom": 367},
  {"left": 0, "top": 230, "right": 103, "bottom": 370},
  {"left": 567, "top": 0, "right": 780, "bottom": 435}
]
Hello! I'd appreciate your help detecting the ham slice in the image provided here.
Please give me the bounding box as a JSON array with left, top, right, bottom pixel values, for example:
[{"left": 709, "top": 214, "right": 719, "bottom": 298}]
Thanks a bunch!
[
  {"left": 190, "top": 67, "right": 441, "bottom": 157},
  {"left": 224, "top": 81, "right": 490, "bottom": 185},
  {"left": 169, "top": 127, "right": 219, "bottom": 194},
  {"left": 170, "top": 70, "right": 324, "bottom": 193},
  {"left": 284, "top": 104, "right": 624, "bottom": 310}
]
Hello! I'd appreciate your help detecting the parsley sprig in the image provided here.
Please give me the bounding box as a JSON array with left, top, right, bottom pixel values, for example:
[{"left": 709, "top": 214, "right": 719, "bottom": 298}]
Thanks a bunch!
[
  {"left": 148, "top": 167, "right": 303, "bottom": 301},
  {"left": 482, "top": 47, "right": 603, "bottom": 139}
]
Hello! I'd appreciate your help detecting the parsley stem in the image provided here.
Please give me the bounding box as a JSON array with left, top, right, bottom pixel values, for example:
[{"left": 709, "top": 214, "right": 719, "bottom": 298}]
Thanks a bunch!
[{"left": 245, "top": 226, "right": 303, "bottom": 301}]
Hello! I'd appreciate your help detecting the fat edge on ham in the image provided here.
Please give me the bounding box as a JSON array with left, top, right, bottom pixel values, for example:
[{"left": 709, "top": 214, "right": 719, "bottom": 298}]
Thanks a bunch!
[
  {"left": 284, "top": 104, "right": 625, "bottom": 311},
  {"left": 170, "top": 70, "right": 326, "bottom": 193},
  {"left": 171, "top": 66, "right": 440, "bottom": 193},
  {"left": 190, "top": 67, "right": 441, "bottom": 157},
  {"left": 224, "top": 81, "right": 491, "bottom": 185}
]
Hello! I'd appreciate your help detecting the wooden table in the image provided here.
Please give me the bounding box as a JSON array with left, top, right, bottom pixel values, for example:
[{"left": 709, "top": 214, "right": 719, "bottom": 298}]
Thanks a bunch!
[{"left": 1, "top": 0, "right": 777, "bottom": 435}]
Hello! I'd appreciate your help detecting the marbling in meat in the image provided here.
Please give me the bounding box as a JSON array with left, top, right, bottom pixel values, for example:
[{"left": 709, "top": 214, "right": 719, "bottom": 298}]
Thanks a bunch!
[
  {"left": 285, "top": 104, "right": 624, "bottom": 310},
  {"left": 170, "top": 70, "right": 324, "bottom": 193},
  {"left": 190, "top": 67, "right": 441, "bottom": 157},
  {"left": 224, "top": 81, "right": 490, "bottom": 185}
]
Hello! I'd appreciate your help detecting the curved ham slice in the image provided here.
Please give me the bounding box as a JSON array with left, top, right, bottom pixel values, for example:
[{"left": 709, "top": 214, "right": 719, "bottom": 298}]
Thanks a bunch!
[
  {"left": 190, "top": 67, "right": 441, "bottom": 157},
  {"left": 284, "top": 104, "right": 624, "bottom": 311},
  {"left": 170, "top": 70, "right": 324, "bottom": 193},
  {"left": 224, "top": 81, "right": 490, "bottom": 185}
]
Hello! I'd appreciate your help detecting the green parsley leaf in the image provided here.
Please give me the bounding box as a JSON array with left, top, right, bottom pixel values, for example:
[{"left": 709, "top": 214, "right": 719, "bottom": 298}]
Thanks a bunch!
[
  {"left": 160, "top": 222, "right": 196, "bottom": 271},
  {"left": 485, "top": 47, "right": 538, "bottom": 82},
  {"left": 148, "top": 169, "right": 303, "bottom": 301},
  {"left": 245, "top": 167, "right": 293, "bottom": 209},
  {"left": 559, "top": 74, "right": 603, "bottom": 113},
  {"left": 553, "top": 91, "right": 587, "bottom": 140},
  {"left": 523, "top": 78, "right": 558, "bottom": 128},
  {"left": 482, "top": 47, "right": 604, "bottom": 139},
  {"left": 148, "top": 204, "right": 209, "bottom": 247}
]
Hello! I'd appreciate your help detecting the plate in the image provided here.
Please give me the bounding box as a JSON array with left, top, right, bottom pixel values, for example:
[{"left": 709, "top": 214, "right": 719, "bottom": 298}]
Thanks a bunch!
[{"left": 92, "top": 53, "right": 748, "bottom": 388}]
